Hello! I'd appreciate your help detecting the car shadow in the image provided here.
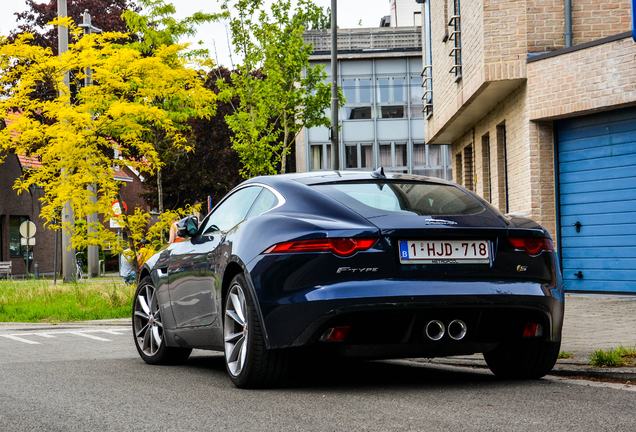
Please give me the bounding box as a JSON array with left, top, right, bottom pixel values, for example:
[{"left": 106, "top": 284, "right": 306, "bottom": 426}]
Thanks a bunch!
[{"left": 181, "top": 352, "right": 523, "bottom": 391}]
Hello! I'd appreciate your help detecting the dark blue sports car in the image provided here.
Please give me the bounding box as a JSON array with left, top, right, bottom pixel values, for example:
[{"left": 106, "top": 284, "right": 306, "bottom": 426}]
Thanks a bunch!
[{"left": 133, "top": 170, "right": 564, "bottom": 388}]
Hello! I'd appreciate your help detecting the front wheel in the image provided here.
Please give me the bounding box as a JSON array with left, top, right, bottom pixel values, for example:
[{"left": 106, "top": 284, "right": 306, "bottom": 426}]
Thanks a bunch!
[
  {"left": 484, "top": 340, "right": 560, "bottom": 379},
  {"left": 132, "top": 276, "right": 191, "bottom": 365},
  {"left": 223, "top": 273, "right": 290, "bottom": 388}
]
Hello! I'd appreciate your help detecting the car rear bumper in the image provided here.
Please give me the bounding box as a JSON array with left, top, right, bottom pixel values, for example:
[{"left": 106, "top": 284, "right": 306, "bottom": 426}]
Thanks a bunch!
[{"left": 256, "top": 280, "right": 564, "bottom": 353}]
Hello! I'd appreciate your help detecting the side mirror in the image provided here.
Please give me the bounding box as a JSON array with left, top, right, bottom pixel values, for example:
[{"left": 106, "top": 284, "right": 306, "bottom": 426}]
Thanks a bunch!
[{"left": 176, "top": 216, "right": 199, "bottom": 238}]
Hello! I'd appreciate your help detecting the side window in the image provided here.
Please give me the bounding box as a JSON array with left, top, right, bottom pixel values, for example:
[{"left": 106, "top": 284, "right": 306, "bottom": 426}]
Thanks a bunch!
[
  {"left": 246, "top": 188, "right": 278, "bottom": 219},
  {"left": 201, "top": 186, "right": 262, "bottom": 234}
]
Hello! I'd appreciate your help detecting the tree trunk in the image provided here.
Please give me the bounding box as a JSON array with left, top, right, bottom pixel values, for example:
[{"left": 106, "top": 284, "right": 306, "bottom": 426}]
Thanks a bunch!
[{"left": 157, "top": 167, "right": 163, "bottom": 214}]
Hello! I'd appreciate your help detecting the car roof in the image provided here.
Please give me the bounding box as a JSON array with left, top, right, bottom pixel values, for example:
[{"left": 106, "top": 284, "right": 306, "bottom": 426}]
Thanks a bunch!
[{"left": 244, "top": 170, "right": 453, "bottom": 188}]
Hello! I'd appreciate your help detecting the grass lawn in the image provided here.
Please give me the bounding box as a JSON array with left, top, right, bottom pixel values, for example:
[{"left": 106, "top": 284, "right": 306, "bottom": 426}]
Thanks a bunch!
[{"left": 0, "top": 278, "right": 135, "bottom": 323}]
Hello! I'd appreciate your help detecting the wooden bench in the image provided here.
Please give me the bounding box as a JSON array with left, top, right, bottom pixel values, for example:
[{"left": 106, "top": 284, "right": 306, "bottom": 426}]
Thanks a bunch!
[{"left": 0, "top": 261, "right": 12, "bottom": 278}]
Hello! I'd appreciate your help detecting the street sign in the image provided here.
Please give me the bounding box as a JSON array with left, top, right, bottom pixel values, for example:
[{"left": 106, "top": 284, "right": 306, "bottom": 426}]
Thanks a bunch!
[
  {"left": 19, "top": 221, "right": 37, "bottom": 238},
  {"left": 110, "top": 200, "right": 128, "bottom": 228},
  {"left": 21, "top": 238, "right": 36, "bottom": 246}
]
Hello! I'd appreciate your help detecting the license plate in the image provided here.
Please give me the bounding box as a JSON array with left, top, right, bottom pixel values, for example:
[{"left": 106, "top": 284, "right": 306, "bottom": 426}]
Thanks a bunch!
[{"left": 399, "top": 240, "right": 490, "bottom": 264}]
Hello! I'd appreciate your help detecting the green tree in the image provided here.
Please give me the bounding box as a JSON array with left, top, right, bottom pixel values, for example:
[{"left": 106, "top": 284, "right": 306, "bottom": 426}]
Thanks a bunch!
[
  {"left": 141, "top": 67, "right": 244, "bottom": 211},
  {"left": 302, "top": 5, "right": 331, "bottom": 30},
  {"left": 218, "top": 0, "right": 341, "bottom": 178},
  {"left": 122, "top": 0, "right": 220, "bottom": 213},
  {"left": 0, "top": 17, "right": 215, "bottom": 278}
]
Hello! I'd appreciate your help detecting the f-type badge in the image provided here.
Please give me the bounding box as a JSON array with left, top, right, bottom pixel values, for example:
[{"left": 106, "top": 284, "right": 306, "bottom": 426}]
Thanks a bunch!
[
  {"left": 337, "top": 267, "right": 378, "bottom": 274},
  {"left": 425, "top": 218, "right": 458, "bottom": 226},
  {"left": 517, "top": 265, "right": 528, "bottom": 272}
]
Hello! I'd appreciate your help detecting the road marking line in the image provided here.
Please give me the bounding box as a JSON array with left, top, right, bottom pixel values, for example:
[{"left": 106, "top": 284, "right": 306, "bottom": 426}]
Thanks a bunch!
[
  {"left": 68, "top": 331, "right": 112, "bottom": 342},
  {"left": 34, "top": 333, "right": 57, "bottom": 338},
  {"left": 99, "top": 330, "right": 126, "bottom": 335},
  {"left": 0, "top": 335, "right": 40, "bottom": 345}
]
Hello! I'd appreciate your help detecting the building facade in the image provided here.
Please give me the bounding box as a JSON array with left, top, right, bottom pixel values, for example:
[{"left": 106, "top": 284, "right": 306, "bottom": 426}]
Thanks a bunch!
[
  {"left": 299, "top": 26, "right": 453, "bottom": 179},
  {"left": 0, "top": 152, "right": 60, "bottom": 276},
  {"left": 418, "top": 0, "right": 636, "bottom": 292}
]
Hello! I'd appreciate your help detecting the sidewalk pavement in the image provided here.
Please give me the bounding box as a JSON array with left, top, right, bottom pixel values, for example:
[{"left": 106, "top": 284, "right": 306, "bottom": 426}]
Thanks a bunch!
[{"left": 425, "top": 293, "right": 636, "bottom": 381}]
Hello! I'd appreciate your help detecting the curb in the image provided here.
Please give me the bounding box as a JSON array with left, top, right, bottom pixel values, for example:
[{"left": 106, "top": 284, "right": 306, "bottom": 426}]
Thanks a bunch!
[
  {"left": 550, "top": 364, "right": 636, "bottom": 381},
  {"left": 0, "top": 318, "right": 130, "bottom": 331},
  {"left": 416, "top": 356, "right": 636, "bottom": 382}
]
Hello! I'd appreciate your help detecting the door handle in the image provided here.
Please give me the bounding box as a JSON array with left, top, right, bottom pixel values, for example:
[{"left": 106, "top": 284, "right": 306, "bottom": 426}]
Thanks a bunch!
[
  {"left": 574, "top": 271, "right": 583, "bottom": 279},
  {"left": 572, "top": 221, "right": 582, "bottom": 233}
]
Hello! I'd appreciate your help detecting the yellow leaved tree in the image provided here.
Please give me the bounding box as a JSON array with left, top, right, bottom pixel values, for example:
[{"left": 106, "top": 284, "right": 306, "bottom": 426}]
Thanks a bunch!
[{"left": 0, "top": 15, "right": 216, "bottom": 280}]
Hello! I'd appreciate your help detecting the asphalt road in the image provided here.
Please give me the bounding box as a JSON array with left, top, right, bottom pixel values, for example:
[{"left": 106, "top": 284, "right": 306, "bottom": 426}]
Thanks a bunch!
[{"left": 1, "top": 324, "right": 635, "bottom": 431}]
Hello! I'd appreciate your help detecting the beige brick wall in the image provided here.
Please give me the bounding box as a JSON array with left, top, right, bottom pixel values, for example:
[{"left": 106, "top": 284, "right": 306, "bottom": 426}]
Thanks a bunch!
[
  {"left": 427, "top": 0, "right": 528, "bottom": 142},
  {"left": 483, "top": 0, "right": 527, "bottom": 64},
  {"left": 461, "top": 0, "right": 485, "bottom": 88},
  {"left": 572, "top": 0, "right": 632, "bottom": 45},
  {"left": 451, "top": 83, "right": 557, "bottom": 238},
  {"left": 529, "top": 120, "right": 556, "bottom": 238},
  {"left": 429, "top": 0, "right": 486, "bottom": 132},
  {"left": 528, "top": 35, "right": 636, "bottom": 120},
  {"left": 527, "top": 0, "right": 565, "bottom": 52},
  {"left": 453, "top": 85, "right": 529, "bottom": 213},
  {"left": 422, "top": 0, "right": 633, "bottom": 243}
]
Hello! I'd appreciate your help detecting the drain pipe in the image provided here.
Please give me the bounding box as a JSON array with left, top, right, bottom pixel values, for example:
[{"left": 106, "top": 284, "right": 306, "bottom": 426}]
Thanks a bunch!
[{"left": 564, "top": 0, "right": 572, "bottom": 47}]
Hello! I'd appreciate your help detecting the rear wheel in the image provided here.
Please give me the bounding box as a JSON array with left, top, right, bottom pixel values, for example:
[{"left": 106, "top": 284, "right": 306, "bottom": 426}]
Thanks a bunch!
[
  {"left": 223, "top": 273, "right": 290, "bottom": 388},
  {"left": 133, "top": 276, "right": 191, "bottom": 365},
  {"left": 484, "top": 340, "right": 560, "bottom": 379}
]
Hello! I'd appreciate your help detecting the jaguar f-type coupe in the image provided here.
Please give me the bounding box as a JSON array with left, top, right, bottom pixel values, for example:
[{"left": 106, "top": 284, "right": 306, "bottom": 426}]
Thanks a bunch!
[{"left": 133, "top": 169, "right": 564, "bottom": 388}]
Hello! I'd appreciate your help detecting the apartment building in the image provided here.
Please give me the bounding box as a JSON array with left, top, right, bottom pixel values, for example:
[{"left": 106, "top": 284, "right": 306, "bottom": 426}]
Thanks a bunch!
[
  {"left": 417, "top": 0, "right": 636, "bottom": 293},
  {"left": 299, "top": 26, "right": 453, "bottom": 179}
]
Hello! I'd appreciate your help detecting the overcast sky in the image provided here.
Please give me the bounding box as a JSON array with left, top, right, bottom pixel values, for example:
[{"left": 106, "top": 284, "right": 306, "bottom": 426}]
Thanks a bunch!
[{"left": 0, "top": 0, "right": 395, "bottom": 67}]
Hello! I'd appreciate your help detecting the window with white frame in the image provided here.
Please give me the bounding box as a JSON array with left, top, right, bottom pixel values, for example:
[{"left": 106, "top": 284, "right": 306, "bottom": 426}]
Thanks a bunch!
[
  {"left": 379, "top": 142, "right": 408, "bottom": 173},
  {"left": 345, "top": 143, "right": 374, "bottom": 169},
  {"left": 310, "top": 144, "right": 331, "bottom": 170},
  {"left": 342, "top": 77, "right": 373, "bottom": 120},
  {"left": 376, "top": 76, "right": 406, "bottom": 119},
  {"left": 413, "top": 143, "right": 453, "bottom": 180},
  {"left": 410, "top": 76, "right": 424, "bottom": 118}
]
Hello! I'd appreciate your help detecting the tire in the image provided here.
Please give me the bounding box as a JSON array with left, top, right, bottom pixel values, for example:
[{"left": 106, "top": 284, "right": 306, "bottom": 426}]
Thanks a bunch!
[
  {"left": 133, "top": 276, "right": 192, "bottom": 365},
  {"left": 484, "top": 340, "right": 560, "bottom": 379},
  {"left": 223, "top": 273, "right": 290, "bottom": 388}
]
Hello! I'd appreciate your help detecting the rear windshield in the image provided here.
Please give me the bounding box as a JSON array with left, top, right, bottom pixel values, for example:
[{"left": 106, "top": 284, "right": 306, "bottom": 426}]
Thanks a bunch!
[{"left": 312, "top": 182, "right": 486, "bottom": 217}]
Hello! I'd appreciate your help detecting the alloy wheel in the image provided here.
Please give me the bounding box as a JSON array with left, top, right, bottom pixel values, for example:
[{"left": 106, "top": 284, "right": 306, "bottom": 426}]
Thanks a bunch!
[
  {"left": 133, "top": 283, "right": 164, "bottom": 356},
  {"left": 224, "top": 283, "right": 248, "bottom": 376}
]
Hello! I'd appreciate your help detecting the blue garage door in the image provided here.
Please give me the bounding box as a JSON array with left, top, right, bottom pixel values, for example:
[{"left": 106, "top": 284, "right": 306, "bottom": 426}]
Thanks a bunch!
[{"left": 557, "top": 106, "right": 636, "bottom": 293}]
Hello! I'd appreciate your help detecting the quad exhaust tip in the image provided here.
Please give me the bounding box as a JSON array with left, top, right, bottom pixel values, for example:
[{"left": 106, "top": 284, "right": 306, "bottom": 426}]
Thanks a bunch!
[
  {"left": 425, "top": 319, "right": 467, "bottom": 341},
  {"left": 425, "top": 320, "right": 445, "bottom": 341},
  {"left": 448, "top": 319, "right": 468, "bottom": 341}
]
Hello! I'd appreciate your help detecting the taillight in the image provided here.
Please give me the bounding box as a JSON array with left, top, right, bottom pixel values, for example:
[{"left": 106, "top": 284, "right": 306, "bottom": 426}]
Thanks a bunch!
[
  {"left": 508, "top": 237, "right": 554, "bottom": 256},
  {"left": 263, "top": 238, "right": 377, "bottom": 257}
]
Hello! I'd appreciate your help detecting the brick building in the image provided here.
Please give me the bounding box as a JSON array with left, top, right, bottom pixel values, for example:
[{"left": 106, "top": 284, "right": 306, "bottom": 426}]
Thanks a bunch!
[
  {"left": 0, "top": 151, "right": 154, "bottom": 277},
  {"left": 417, "top": 0, "right": 636, "bottom": 292},
  {"left": 0, "top": 152, "right": 60, "bottom": 276}
]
